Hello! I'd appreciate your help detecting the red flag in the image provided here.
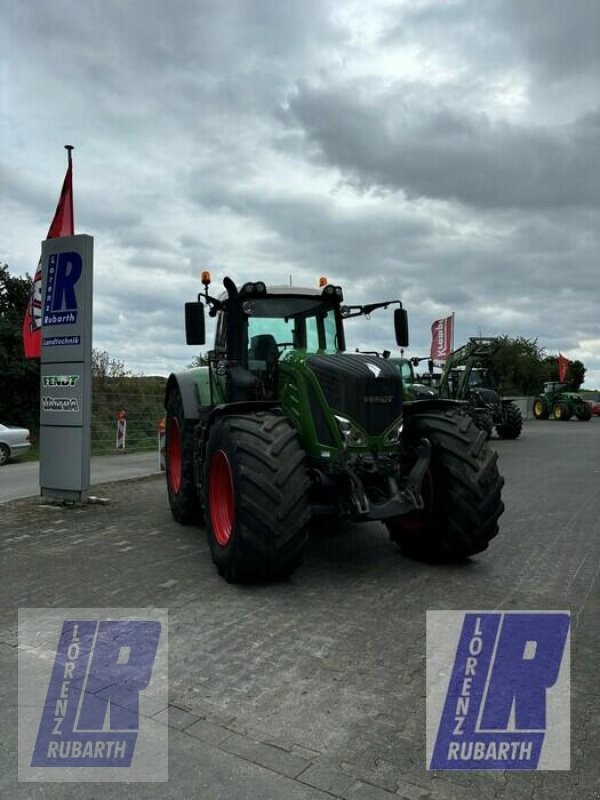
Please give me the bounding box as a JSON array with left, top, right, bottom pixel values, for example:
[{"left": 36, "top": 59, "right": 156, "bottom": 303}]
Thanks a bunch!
[
  {"left": 558, "top": 352, "right": 569, "bottom": 383},
  {"left": 430, "top": 314, "right": 454, "bottom": 360},
  {"left": 22, "top": 148, "right": 75, "bottom": 358}
]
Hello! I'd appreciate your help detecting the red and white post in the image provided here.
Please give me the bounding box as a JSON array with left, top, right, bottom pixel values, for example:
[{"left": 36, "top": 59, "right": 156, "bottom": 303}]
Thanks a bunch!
[
  {"left": 158, "top": 418, "right": 166, "bottom": 471},
  {"left": 116, "top": 410, "right": 127, "bottom": 451}
]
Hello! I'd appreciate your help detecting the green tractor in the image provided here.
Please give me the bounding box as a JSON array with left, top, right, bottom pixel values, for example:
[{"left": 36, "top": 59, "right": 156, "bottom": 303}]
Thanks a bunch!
[
  {"left": 164, "top": 276, "right": 504, "bottom": 582},
  {"left": 437, "top": 338, "right": 523, "bottom": 440},
  {"left": 387, "top": 357, "right": 439, "bottom": 401},
  {"left": 533, "top": 383, "right": 592, "bottom": 421}
]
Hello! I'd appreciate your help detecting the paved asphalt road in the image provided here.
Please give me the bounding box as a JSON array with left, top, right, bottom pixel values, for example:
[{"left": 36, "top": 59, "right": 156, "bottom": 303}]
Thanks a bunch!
[
  {"left": 0, "top": 451, "right": 161, "bottom": 503},
  {"left": 1, "top": 419, "right": 598, "bottom": 799}
]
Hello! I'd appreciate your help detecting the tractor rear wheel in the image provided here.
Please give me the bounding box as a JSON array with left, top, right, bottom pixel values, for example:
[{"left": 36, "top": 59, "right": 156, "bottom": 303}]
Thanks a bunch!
[
  {"left": 496, "top": 402, "right": 523, "bottom": 439},
  {"left": 533, "top": 397, "right": 549, "bottom": 419},
  {"left": 576, "top": 404, "right": 592, "bottom": 421},
  {"left": 552, "top": 402, "right": 571, "bottom": 421},
  {"left": 165, "top": 389, "right": 204, "bottom": 524},
  {"left": 386, "top": 410, "right": 504, "bottom": 560},
  {"left": 205, "top": 412, "right": 311, "bottom": 582}
]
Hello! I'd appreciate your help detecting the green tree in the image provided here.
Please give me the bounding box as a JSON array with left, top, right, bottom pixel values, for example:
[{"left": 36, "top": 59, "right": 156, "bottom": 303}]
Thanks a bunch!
[
  {"left": 187, "top": 353, "right": 209, "bottom": 368},
  {"left": 487, "top": 336, "right": 546, "bottom": 395},
  {"left": 91, "top": 348, "right": 135, "bottom": 391},
  {"left": 0, "top": 264, "right": 40, "bottom": 433}
]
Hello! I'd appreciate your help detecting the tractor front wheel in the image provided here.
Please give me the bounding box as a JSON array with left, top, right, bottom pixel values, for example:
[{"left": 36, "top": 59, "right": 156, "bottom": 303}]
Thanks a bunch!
[
  {"left": 496, "top": 402, "right": 523, "bottom": 439},
  {"left": 552, "top": 402, "right": 571, "bottom": 421},
  {"left": 165, "top": 389, "right": 203, "bottom": 524},
  {"left": 533, "top": 397, "right": 549, "bottom": 419},
  {"left": 386, "top": 410, "right": 504, "bottom": 560},
  {"left": 205, "top": 412, "right": 311, "bottom": 582}
]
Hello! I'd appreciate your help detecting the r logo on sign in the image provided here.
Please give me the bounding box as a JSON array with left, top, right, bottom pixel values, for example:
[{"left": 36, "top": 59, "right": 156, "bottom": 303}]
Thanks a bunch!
[
  {"left": 427, "top": 611, "right": 570, "bottom": 770},
  {"left": 43, "top": 252, "right": 82, "bottom": 326}
]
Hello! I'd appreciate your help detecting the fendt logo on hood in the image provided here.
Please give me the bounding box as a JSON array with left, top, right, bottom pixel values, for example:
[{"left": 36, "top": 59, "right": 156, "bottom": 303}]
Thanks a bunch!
[
  {"left": 367, "top": 363, "right": 382, "bottom": 378},
  {"left": 363, "top": 396, "right": 393, "bottom": 403}
]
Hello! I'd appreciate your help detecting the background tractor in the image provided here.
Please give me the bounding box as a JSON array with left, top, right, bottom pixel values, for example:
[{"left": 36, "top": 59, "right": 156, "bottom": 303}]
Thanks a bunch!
[
  {"left": 437, "top": 338, "right": 523, "bottom": 439},
  {"left": 164, "top": 275, "right": 504, "bottom": 582},
  {"left": 387, "top": 357, "right": 439, "bottom": 401},
  {"left": 533, "top": 383, "right": 592, "bottom": 421}
]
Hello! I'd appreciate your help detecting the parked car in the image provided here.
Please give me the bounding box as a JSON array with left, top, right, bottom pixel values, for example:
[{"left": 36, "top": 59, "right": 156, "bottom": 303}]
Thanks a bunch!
[
  {"left": 0, "top": 423, "right": 32, "bottom": 465},
  {"left": 585, "top": 395, "right": 600, "bottom": 417}
]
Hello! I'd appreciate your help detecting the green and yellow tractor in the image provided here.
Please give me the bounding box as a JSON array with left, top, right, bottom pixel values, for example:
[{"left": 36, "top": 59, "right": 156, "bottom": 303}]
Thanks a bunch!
[
  {"left": 164, "top": 275, "right": 504, "bottom": 582},
  {"left": 533, "top": 383, "right": 592, "bottom": 421}
]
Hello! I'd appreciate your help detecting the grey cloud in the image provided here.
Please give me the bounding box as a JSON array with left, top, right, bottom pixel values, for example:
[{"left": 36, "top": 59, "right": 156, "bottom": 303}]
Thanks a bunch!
[
  {"left": 285, "top": 83, "right": 600, "bottom": 210},
  {"left": 386, "top": 0, "right": 600, "bottom": 83}
]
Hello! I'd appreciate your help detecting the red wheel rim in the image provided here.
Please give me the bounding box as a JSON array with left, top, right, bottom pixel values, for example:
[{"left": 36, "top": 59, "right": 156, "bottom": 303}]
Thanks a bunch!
[
  {"left": 209, "top": 450, "right": 234, "bottom": 546},
  {"left": 167, "top": 417, "right": 182, "bottom": 495}
]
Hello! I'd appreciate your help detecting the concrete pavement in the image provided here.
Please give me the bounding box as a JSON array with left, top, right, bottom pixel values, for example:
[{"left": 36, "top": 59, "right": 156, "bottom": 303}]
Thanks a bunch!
[
  {"left": 1, "top": 419, "right": 599, "bottom": 798},
  {"left": 0, "top": 451, "right": 160, "bottom": 503}
]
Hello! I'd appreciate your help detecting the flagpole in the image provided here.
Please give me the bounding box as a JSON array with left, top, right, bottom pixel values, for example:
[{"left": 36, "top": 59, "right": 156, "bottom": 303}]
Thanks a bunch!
[{"left": 64, "top": 145, "right": 74, "bottom": 232}]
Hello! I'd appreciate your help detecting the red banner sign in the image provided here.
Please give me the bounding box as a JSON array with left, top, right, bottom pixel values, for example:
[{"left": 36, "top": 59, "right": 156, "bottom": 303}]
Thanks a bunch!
[
  {"left": 22, "top": 149, "right": 74, "bottom": 359},
  {"left": 558, "top": 353, "right": 569, "bottom": 383},
  {"left": 430, "top": 315, "right": 454, "bottom": 361}
]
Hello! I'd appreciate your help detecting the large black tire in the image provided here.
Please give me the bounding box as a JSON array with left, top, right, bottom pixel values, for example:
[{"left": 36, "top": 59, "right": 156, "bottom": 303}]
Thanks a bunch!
[
  {"left": 205, "top": 412, "right": 311, "bottom": 582},
  {"left": 0, "top": 444, "right": 9, "bottom": 466},
  {"left": 472, "top": 410, "right": 493, "bottom": 439},
  {"left": 533, "top": 397, "right": 549, "bottom": 420},
  {"left": 576, "top": 404, "right": 592, "bottom": 421},
  {"left": 496, "top": 402, "right": 523, "bottom": 439},
  {"left": 386, "top": 410, "right": 504, "bottom": 560},
  {"left": 552, "top": 402, "right": 571, "bottom": 421},
  {"left": 165, "top": 390, "right": 204, "bottom": 524}
]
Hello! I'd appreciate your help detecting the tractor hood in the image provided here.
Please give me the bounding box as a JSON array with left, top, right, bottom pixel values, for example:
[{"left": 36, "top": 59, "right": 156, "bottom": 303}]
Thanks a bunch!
[
  {"left": 469, "top": 387, "right": 501, "bottom": 406},
  {"left": 306, "top": 353, "right": 402, "bottom": 435}
]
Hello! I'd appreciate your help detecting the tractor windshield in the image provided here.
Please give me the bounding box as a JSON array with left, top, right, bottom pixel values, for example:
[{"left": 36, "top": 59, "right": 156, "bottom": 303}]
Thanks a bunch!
[
  {"left": 244, "top": 297, "right": 340, "bottom": 354},
  {"left": 388, "top": 359, "right": 415, "bottom": 384}
]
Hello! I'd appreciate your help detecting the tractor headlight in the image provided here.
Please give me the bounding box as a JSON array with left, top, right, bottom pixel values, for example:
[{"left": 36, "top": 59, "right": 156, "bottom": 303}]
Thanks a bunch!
[
  {"left": 334, "top": 415, "right": 366, "bottom": 447},
  {"left": 240, "top": 282, "right": 256, "bottom": 296},
  {"left": 383, "top": 416, "right": 404, "bottom": 444},
  {"left": 241, "top": 281, "right": 266, "bottom": 297}
]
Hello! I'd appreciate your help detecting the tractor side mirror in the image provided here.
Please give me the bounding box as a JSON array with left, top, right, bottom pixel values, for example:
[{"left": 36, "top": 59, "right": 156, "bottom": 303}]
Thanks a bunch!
[
  {"left": 185, "top": 302, "right": 206, "bottom": 345},
  {"left": 394, "top": 308, "right": 409, "bottom": 347}
]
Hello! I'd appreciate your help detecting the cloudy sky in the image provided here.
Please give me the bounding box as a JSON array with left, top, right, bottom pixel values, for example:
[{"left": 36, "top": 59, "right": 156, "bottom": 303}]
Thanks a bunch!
[{"left": 2, "top": 0, "right": 599, "bottom": 386}]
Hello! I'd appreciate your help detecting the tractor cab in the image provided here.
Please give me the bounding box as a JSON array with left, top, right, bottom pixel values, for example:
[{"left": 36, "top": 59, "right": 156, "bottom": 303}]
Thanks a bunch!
[{"left": 185, "top": 276, "right": 409, "bottom": 409}]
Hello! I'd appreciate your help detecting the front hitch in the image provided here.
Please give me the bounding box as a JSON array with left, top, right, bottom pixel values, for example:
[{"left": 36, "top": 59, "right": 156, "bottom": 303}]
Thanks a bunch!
[{"left": 345, "top": 438, "right": 432, "bottom": 520}]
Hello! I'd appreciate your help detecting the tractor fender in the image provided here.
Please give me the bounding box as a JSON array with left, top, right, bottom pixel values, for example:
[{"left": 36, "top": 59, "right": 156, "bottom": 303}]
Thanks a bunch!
[
  {"left": 206, "top": 401, "right": 281, "bottom": 428},
  {"left": 403, "top": 398, "right": 467, "bottom": 416},
  {"left": 165, "top": 372, "right": 203, "bottom": 420}
]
